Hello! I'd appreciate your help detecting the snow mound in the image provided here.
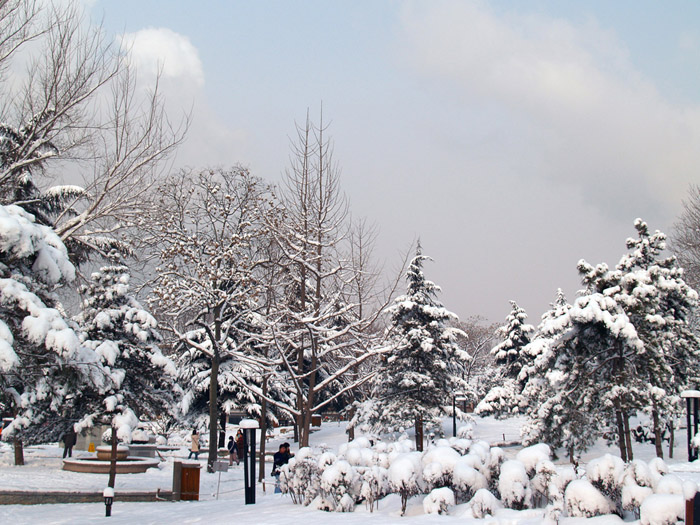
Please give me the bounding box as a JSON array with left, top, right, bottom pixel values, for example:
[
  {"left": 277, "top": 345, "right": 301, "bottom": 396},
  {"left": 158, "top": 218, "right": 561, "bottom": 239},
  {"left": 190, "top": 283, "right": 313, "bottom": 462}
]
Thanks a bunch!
[{"left": 639, "top": 494, "right": 684, "bottom": 525}]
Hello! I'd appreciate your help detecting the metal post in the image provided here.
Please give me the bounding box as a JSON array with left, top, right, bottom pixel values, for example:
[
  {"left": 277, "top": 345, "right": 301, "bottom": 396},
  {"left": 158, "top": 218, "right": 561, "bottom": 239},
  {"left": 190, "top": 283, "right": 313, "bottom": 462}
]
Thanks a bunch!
[
  {"left": 688, "top": 397, "right": 693, "bottom": 462},
  {"left": 240, "top": 418, "right": 258, "bottom": 505},
  {"left": 452, "top": 396, "right": 457, "bottom": 438}
]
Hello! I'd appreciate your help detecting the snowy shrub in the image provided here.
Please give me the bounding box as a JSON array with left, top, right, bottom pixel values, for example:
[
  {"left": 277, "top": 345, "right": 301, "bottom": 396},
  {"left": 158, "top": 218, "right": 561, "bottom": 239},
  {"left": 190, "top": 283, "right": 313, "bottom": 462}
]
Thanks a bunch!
[
  {"left": 282, "top": 450, "right": 321, "bottom": 505},
  {"left": 516, "top": 443, "right": 551, "bottom": 476},
  {"left": 421, "top": 446, "right": 460, "bottom": 489},
  {"left": 423, "top": 487, "right": 455, "bottom": 515},
  {"left": 623, "top": 459, "right": 654, "bottom": 488},
  {"left": 319, "top": 459, "right": 361, "bottom": 511},
  {"left": 469, "top": 487, "right": 503, "bottom": 519},
  {"left": 317, "top": 451, "right": 337, "bottom": 469},
  {"left": 647, "top": 457, "right": 669, "bottom": 489},
  {"left": 388, "top": 452, "right": 424, "bottom": 515},
  {"left": 655, "top": 474, "right": 683, "bottom": 495},
  {"left": 639, "top": 494, "right": 684, "bottom": 525},
  {"left": 530, "top": 460, "right": 560, "bottom": 507},
  {"left": 621, "top": 482, "right": 653, "bottom": 517},
  {"left": 498, "top": 460, "right": 531, "bottom": 510},
  {"left": 344, "top": 447, "right": 374, "bottom": 467},
  {"left": 457, "top": 424, "right": 473, "bottom": 440},
  {"left": 447, "top": 437, "right": 472, "bottom": 455},
  {"left": 565, "top": 479, "right": 614, "bottom": 518},
  {"left": 359, "top": 465, "right": 389, "bottom": 512},
  {"left": 452, "top": 458, "right": 488, "bottom": 502},
  {"left": 586, "top": 454, "right": 625, "bottom": 512}
]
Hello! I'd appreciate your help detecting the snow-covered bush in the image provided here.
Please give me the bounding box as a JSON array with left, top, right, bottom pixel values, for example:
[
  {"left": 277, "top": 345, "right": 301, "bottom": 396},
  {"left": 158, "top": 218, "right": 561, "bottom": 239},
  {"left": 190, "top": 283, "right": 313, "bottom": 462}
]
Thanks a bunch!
[
  {"left": 359, "top": 465, "right": 389, "bottom": 512},
  {"left": 319, "top": 459, "right": 361, "bottom": 511},
  {"left": 586, "top": 454, "right": 625, "bottom": 513},
  {"left": 655, "top": 474, "right": 683, "bottom": 495},
  {"left": 421, "top": 446, "right": 460, "bottom": 489},
  {"left": 423, "top": 487, "right": 455, "bottom": 515},
  {"left": 498, "top": 460, "right": 531, "bottom": 510},
  {"left": 469, "top": 487, "right": 503, "bottom": 518},
  {"left": 281, "top": 448, "right": 321, "bottom": 505},
  {"left": 530, "top": 460, "right": 560, "bottom": 507},
  {"left": 452, "top": 458, "right": 488, "bottom": 502},
  {"left": 639, "top": 494, "right": 684, "bottom": 525},
  {"left": 388, "top": 451, "right": 424, "bottom": 515},
  {"left": 516, "top": 443, "right": 551, "bottom": 476},
  {"left": 565, "top": 479, "right": 615, "bottom": 518}
]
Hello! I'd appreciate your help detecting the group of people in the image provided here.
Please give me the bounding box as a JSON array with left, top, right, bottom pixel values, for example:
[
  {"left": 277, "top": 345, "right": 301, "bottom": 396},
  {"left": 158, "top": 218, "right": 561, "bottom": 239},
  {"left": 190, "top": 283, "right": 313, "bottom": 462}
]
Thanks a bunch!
[
  {"left": 227, "top": 430, "right": 245, "bottom": 465},
  {"left": 272, "top": 442, "right": 294, "bottom": 493},
  {"left": 187, "top": 428, "right": 245, "bottom": 465}
]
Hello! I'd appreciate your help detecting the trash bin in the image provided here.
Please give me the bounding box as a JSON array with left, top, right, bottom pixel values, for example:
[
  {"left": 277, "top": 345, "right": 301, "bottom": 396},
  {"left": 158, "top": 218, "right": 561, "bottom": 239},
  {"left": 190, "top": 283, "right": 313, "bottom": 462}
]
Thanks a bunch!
[
  {"left": 687, "top": 492, "right": 700, "bottom": 525},
  {"left": 173, "top": 461, "right": 201, "bottom": 501}
]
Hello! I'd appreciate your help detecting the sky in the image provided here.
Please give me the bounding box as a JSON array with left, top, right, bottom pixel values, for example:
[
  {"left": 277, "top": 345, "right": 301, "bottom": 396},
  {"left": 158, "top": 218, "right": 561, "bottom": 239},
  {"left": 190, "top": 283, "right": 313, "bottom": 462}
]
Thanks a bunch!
[{"left": 88, "top": 0, "right": 700, "bottom": 324}]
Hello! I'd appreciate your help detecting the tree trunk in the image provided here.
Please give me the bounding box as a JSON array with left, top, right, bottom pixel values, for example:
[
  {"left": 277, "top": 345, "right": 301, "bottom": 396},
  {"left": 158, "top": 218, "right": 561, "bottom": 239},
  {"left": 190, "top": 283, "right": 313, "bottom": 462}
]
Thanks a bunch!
[
  {"left": 623, "top": 413, "right": 633, "bottom": 461},
  {"left": 652, "top": 406, "right": 663, "bottom": 458},
  {"left": 615, "top": 408, "right": 627, "bottom": 461},
  {"left": 13, "top": 438, "right": 24, "bottom": 466},
  {"left": 568, "top": 444, "right": 575, "bottom": 465},
  {"left": 669, "top": 421, "right": 675, "bottom": 459},
  {"left": 208, "top": 351, "right": 220, "bottom": 473},
  {"left": 415, "top": 416, "right": 424, "bottom": 452},
  {"left": 108, "top": 426, "right": 117, "bottom": 488},
  {"left": 258, "top": 377, "right": 268, "bottom": 483}
]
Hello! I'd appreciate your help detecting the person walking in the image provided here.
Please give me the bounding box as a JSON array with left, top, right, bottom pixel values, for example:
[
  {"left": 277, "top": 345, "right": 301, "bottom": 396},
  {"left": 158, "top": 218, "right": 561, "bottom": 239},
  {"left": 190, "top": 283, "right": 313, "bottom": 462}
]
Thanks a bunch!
[
  {"left": 227, "top": 435, "right": 238, "bottom": 466},
  {"left": 188, "top": 429, "right": 200, "bottom": 460},
  {"left": 61, "top": 426, "right": 77, "bottom": 458}
]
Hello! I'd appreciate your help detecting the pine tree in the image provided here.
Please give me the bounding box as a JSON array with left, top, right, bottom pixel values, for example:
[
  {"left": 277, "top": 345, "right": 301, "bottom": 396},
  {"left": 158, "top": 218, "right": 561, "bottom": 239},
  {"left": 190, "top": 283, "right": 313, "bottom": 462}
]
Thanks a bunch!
[
  {"left": 476, "top": 301, "right": 534, "bottom": 418},
  {"left": 368, "top": 245, "right": 469, "bottom": 450},
  {"left": 612, "top": 219, "right": 700, "bottom": 457},
  {"left": 75, "top": 258, "right": 176, "bottom": 441},
  {"left": 0, "top": 204, "right": 108, "bottom": 463}
]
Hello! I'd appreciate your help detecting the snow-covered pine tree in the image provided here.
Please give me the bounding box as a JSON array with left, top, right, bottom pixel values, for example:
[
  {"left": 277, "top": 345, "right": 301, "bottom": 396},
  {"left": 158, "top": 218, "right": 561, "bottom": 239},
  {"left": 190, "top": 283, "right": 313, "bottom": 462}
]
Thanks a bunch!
[
  {"left": 0, "top": 204, "right": 109, "bottom": 463},
  {"left": 612, "top": 219, "right": 700, "bottom": 458},
  {"left": 476, "top": 301, "right": 534, "bottom": 419},
  {"left": 368, "top": 244, "right": 469, "bottom": 451},
  {"left": 75, "top": 258, "right": 176, "bottom": 445}
]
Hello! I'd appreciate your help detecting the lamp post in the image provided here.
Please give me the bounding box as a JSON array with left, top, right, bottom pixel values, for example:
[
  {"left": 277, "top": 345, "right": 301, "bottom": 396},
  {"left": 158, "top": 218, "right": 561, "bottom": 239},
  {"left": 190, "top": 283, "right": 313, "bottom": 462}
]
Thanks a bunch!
[
  {"left": 682, "top": 390, "right": 700, "bottom": 462},
  {"left": 240, "top": 418, "right": 259, "bottom": 504},
  {"left": 103, "top": 487, "right": 114, "bottom": 517},
  {"left": 453, "top": 393, "right": 467, "bottom": 437}
]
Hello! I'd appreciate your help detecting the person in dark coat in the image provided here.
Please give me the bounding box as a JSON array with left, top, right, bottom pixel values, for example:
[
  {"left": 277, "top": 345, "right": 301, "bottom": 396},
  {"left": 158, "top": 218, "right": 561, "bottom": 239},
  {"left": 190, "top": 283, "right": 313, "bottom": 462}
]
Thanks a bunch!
[
  {"left": 61, "top": 427, "right": 77, "bottom": 458},
  {"left": 272, "top": 442, "right": 294, "bottom": 493},
  {"left": 227, "top": 435, "right": 238, "bottom": 466}
]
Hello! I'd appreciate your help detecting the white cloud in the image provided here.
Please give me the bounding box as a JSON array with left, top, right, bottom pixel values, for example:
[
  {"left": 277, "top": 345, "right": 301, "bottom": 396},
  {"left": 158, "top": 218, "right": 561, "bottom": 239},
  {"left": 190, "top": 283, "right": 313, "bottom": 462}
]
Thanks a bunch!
[
  {"left": 397, "top": 0, "right": 700, "bottom": 217},
  {"left": 120, "top": 27, "right": 204, "bottom": 88}
]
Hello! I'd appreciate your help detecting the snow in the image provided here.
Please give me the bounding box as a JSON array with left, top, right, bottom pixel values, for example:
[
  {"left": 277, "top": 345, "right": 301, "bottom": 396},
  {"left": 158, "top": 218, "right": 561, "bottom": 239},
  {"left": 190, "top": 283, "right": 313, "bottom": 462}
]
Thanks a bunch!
[
  {"left": 239, "top": 418, "right": 259, "bottom": 429},
  {"left": 639, "top": 494, "right": 684, "bottom": 525},
  {"left": 2, "top": 415, "right": 700, "bottom": 524},
  {"left": 565, "top": 479, "right": 614, "bottom": 518}
]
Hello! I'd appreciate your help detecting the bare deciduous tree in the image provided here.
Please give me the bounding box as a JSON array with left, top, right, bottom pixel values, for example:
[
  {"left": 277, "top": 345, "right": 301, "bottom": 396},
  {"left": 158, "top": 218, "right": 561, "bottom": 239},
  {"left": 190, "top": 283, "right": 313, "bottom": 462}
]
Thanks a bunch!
[{"left": 672, "top": 184, "right": 700, "bottom": 292}]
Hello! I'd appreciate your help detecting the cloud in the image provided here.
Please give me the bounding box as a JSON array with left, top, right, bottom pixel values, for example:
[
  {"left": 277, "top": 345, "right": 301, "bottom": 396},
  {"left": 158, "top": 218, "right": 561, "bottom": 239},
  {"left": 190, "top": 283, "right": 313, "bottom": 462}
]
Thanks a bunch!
[
  {"left": 397, "top": 0, "right": 700, "bottom": 219},
  {"left": 120, "top": 27, "right": 204, "bottom": 88}
]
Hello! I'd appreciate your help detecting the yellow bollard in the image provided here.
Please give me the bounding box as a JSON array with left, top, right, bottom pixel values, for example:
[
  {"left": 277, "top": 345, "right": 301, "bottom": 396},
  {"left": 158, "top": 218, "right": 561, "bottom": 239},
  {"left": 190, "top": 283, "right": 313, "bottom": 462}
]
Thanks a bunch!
[{"left": 88, "top": 442, "right": 95, "bottom": 453}]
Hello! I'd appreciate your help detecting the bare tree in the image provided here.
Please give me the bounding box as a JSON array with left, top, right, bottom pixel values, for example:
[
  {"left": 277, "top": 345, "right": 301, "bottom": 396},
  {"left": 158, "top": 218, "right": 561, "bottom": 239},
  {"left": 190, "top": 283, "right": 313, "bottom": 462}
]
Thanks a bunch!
[
  {"left": 261, "top": 112, "right": 394, "bottom": 447},
  {"left": 148, "top": 167, "right": 279, "bottom": 473},
  {"left": 672, "top": 184, "right": 700, "bottom": 292},
  {"left": 0, "top": 0, "right": 186, "bottom": 262}
]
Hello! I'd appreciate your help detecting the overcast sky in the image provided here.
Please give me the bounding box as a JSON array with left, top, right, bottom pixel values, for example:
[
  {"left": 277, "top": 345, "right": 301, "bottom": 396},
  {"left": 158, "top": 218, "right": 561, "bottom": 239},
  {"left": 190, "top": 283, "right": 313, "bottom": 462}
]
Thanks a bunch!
[{"left": 91, "top": 0, "right": 700, "bottom": 324}]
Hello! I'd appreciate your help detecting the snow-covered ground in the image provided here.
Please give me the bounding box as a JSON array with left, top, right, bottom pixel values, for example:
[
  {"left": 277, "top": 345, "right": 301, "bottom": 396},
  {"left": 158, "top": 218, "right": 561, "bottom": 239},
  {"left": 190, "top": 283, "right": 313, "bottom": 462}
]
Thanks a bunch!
[{"left": 1, "top": 416, "right": 698, "bottom": 524}]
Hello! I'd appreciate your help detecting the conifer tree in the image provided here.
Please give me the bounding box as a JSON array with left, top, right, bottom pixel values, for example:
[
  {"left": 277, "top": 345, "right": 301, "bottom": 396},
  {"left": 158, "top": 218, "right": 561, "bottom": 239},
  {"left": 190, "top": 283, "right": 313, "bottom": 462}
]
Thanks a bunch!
[
  {"left": 476, "top": 301, "right": 534, "bottom": 418},
  {"left": 75, "top": 258, "right": 176, "bottom": 438},
  {"left": 368, "top": 244, "right": 469, "bottom": 451}
]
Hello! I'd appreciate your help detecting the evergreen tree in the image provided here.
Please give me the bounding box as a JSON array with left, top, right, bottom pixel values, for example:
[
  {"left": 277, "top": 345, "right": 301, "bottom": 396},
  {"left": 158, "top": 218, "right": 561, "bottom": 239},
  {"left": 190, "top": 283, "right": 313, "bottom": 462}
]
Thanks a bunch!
[
  {"left": 75, "top": 258, "right": 176, "bottom": 443},
  {"left": 0, "top": 204, "right": 108, "bottom": 463},
  {"left": 476, "top": 301, "right": 534, "bottom": 418},
  {"left": 366, "top": 245, "right": 469, "bottom": 451}
]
